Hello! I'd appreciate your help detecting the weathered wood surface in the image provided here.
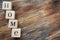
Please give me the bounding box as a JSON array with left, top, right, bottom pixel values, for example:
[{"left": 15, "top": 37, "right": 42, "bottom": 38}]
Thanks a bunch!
[{"left": 0, "top": 0, "right": 60, "bottom": 40}]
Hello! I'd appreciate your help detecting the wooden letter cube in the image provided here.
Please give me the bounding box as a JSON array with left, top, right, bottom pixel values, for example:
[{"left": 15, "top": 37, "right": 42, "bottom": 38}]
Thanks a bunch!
[
  {"left": 11, "top": 28, "right": 21, "bottom": 38},
  {"left": 8, "top": 20, "right": 18, "bottom": 28},
  {"left": 5, "top": 10, "right": 15, "bottom": 19},
  {"left": 2, "top": 1, "right": 12, "bottom": 10}
]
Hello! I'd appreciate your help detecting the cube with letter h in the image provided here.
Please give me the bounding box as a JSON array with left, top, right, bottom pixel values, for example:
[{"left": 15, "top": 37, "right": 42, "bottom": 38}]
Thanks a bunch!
[
  {"left": 8, "top": 20, "right": 18, "bottom": 28},
  {"left": 11, "top": 28, "right": 21, "bottom": 38},
  {"left": 2, "top": 1, "right": 12, "bottom": 10},
  {"left": 5, "top": 10, "right": 15, "bottom": 19}
]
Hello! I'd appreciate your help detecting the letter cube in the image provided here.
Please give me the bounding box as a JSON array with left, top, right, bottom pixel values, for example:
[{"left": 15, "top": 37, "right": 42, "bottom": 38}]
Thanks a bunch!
[
  {"left": 11, "top": 28, "right": 21, "bottom": 38},
  {"left": 2, "top": 1, "right": 12, "bottom": 10},
  {"left": 8, "top": 20, "right": 18, "bottom": 28},
  {"left": 5, "top": 10, "right": 15, "bottom": 19}
]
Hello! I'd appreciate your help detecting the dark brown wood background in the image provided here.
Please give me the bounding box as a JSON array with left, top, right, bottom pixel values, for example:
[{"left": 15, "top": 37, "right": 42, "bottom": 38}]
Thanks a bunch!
[{"left": 0, "top": 0, "right": 60, "bottom": 40}]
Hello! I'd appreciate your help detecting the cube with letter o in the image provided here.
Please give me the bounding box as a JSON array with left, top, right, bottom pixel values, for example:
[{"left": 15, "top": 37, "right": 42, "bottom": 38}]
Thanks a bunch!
[{"left": 5, "top": 10, "right": 15, "bottom": 19}]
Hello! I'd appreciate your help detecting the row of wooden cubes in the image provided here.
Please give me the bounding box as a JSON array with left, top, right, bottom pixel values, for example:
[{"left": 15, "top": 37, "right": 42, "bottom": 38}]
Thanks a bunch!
[{"left": 2, "top": 1, "right": 21, "bottom": 38}]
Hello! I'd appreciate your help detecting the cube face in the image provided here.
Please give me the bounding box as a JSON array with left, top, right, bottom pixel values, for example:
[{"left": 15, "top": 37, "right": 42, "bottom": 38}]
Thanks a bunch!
[
  {"left": 2, "top": 1, "right": 12, "bottom": 10},
  {"left": 11, "top": 28, "right": 21, "bottom": 38},
  {"left": 5, "top": 10, "right": 15, "bottom": 19},
  {"left": 8, "top": 20, "right": 18, "bottom": 28}
]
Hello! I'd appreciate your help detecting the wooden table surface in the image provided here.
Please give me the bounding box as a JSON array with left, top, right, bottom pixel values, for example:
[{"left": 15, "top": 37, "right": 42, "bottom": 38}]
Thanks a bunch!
[{"left": 0, "top": 0, "right": 60, "bottom": 40}]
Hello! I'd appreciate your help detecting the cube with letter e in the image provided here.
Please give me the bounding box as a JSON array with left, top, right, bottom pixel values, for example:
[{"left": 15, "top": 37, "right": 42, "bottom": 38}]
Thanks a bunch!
[{"left": 11, "top": 28, "right": 21, "bottom": 38}]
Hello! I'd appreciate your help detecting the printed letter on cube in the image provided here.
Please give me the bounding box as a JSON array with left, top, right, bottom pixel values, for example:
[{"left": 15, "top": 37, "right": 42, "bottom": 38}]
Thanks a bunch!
[
  {"left": 2, "top": 1, "right": 12, "bottom": 10},
  {"left": 8, "top": 20, "right": 18, "bottom": 28},
  {"left": 11, "top": 28, "right": 21, "bottom": 38},
  {"left": 5, "top": 10, "right": 15, "bottom": 19}
]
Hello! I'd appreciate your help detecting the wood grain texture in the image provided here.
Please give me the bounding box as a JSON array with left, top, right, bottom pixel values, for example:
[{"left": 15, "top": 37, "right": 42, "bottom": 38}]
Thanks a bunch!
[{"left": 0, "top": 0, "right": 60, "bottom": 40}]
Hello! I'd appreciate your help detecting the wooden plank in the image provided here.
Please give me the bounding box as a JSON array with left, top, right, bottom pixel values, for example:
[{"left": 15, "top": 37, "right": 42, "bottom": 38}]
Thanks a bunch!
[{"left": 0, "top": 0, "right": 60, "bottom": 40}]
